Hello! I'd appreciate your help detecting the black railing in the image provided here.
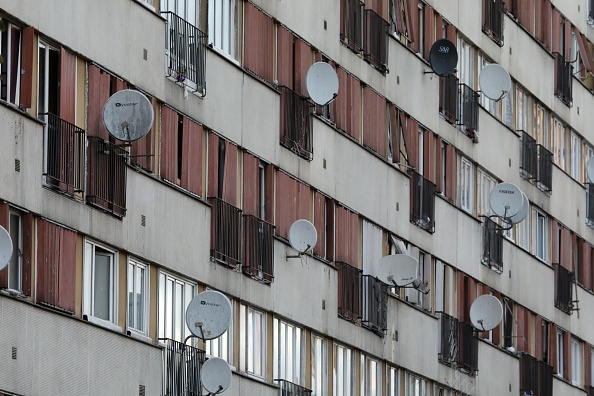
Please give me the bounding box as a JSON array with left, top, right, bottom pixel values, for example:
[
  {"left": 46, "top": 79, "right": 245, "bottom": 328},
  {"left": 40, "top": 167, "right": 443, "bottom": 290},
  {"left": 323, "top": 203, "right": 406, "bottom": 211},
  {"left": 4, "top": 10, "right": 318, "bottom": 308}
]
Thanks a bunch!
[
  {"left": 363, "top": 9, "right": 388, "bottom": 72},
  {"left": 438, "top": 312, "right": 459, "bottom": 366},
  {"left": 440, "top": 75, "right": 459, "bottom": 124},
  {"left": 209, "top": 197, "right": 242, "bottom": 268},
  {"left": 409, "top": 170, "right": 436, "bottom": 233},
  {"left": 341, "top": 0, "right": 364, "bottom": 52},
  {"left": 483, "top": 0, "right": 504, "bottom": 46},
  {"left": 336, "top": 261, "right": 362, "bottom": 322},
  {"left": 588, "top": 385, "right": 594, "bottom": 396},
  {"left": 44, "top": 113, "right": 85, "bottom": 196},
  {"left": 538, "top": 360, "right": 553, "bottom": 396},
  {"left": 162, "top": 12, "right": 208, "bottom": 93},
  {"left": 458, "top": 83, "right": 479, "bottom": 137},
  {"left": 554, "top": 263, "right": 575, "bottom": 314},
  {"left": 587, "top": 183, "right": 594, "bottom": 226},
  {"left": 520, "top": 354, "right": 553, "bottom": 396},
  {"left": 279, "top": 85, "right": 313, "bottom": 161},
  {"left": 519, "top": 131, "right": 538, "bottom": 180},
  {"left": 554, "top": 52, "right": 573, "bottom": 107},
  {"left": 160, "top": 338, "right": 205, "bottom": 396},
  {"left": 482, "top": 217, "right": 503, "bottom": 273},
  {"left": 361, "top": 275, "right": 388, "bottom": 335},
  {"left": 457, "top": 321, "right": 479, "bottom": 374},
  {"left": 86, "top": 137, "right": 127, "bottom": 217},
  {"left": 275, "top": 379, "right": 313, "bottom": 396},
  {"left": 536, "top": 144, "right": 553, "bottom": 192},
  {"left": 243, "top": 214, "right": 275, "bottom": 283}
]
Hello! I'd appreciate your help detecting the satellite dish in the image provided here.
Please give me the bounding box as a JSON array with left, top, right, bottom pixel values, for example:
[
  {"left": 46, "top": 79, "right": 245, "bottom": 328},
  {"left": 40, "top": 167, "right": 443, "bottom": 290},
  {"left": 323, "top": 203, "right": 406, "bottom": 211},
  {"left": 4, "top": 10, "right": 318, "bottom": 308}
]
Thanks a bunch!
[
  {"left": 0, "top": 226, "right": 13, "bottom": 272},
  {"left": 202, "top": 357, "right": 232, "bottom": 394},
  {"left": 479, "top": 64, "right": 512, "bottom": 101},
  {"left": 306, "top": 62, "right": 339, "bottom": 106},
  {"left": 429, "top": 39, "right": 458, "bottom": 76},
  {"left": 489, "top": 182, "right": 524, "bottom": 219},
  {"left": 507, "top": 191, "right": 529, "bottom": 225},
  {"left": 185, "top": 290, "right": 232, "bottom": 340},
  {"left": 470, "top": 295, "right": 503, "bottom": 331},
  {"left": 376, "top": 254, "right": 418, "bottom": 286},
  {"left": 102, "top": 89, "right": 154, "bottom": 142},
  {"left": 288, "top": 219, "right": 317, "bottom": 254},
  {"left": 587, "top": 156, "right": 594, "bottom": 183}
]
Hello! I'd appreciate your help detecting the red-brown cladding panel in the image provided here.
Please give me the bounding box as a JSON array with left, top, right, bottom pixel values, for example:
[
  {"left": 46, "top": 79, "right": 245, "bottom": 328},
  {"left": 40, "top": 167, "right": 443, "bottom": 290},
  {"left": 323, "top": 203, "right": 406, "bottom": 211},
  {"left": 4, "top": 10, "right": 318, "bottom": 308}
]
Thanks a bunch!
[
  {"left": 181, "top": 117, "right": 203, "bottom": 196},
  {"left": 160, "top": 106, "right": 179, "bottom": 184},
  {"left": 59, "top": 48, "right": 76, "bottom": 124},
  {"left": 242, "top": 152, "right": 259, "bottom": 217},
  {"left": 19, "top": 26, "right": 34, "bottom": 109},
  {"left": 277, "top": 26, "right": 294, "bottom": 89}
]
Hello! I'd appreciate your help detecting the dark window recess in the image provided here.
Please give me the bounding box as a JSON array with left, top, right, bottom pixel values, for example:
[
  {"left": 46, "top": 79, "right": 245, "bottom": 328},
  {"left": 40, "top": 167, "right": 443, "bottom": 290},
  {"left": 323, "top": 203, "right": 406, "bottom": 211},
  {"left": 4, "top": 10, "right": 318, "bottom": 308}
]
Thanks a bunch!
[
  {"left": 341, "top": 0, "right": 364, "bottom": 53},
  {"left": 275, "top": 379, "right": 313, "bottom": 396},
  {"left": 337, "top": 261, "right": 362, "bottom": 322},
  {"left": 409, "top": 170, "right": 436, "bottom": 233},
  {"left": 162, "top": 11, "right": 208, "bottom": 94},
  {"left": 536, "top": 144, "right": 553, "bottom": 193},
  {"left": 458, "top": 83, "right": 479, "bottom": 139},
  {"left": 279, "top": 85, "right": 312, "bottom": 161},
  {"left": 519, "top": 353, "right": 553, "bottom": 396},
  {"left": 483, "top": 0, "right": 504, "bottom": 46},
  {"left": 242, "top": 214, "right": 275, "bottom": 284},
  {"left": 160, "top": 338, "right": 205, "bottom": 396},
  {"left": 519, "top": 131, "right": 537, "bottom": 180},
  {"left": 438, "top": 312, "right": 459, "bottom": 366},
  {"left": 361, "top": 275, "right": 388, "bottom": 335},
  {"left": 554, "top": 263, "right": 576, "bottom": 314},
  {"left": 588, "top": 386, "right": 594, "bottom": 396},
  {"left": 208, "top": 197, "right": 242, "bottom": 268},
  {"left": 86, "top": 136, "right": 127, "bottom": 217},
  {"left": 44, "top": 113, "right": 85, "bottom": 196},
  {"left": 482, "top": 217, "right": 503, "bottom": 273},
  {"left": 554, "top": 53, "right": 573, "bottom": 107},
  {"left": 457, "top": 321, "right": 479, "bottom": 375},
  {"left": 363, "top": 9, "right": 389, "bottom": 73},
  {"left": 440, "top": 75, "right": 459, "bottom": 124},
  {"left": 586, "top": 183, "right": 594, "bottom": 227},
  {"left": 590, "top": 0, "right": 594, "bottom": 21}
]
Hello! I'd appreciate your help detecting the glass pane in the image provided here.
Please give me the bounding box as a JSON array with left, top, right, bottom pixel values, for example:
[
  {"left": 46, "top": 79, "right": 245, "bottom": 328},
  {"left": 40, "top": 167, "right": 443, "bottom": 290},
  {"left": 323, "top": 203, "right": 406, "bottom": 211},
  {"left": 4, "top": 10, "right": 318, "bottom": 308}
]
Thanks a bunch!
[
  {"left": 127, "top": 263, "right": 134, "bottom": 328},
  {"left": 166, "top": 278, "right": 173, "bottom": 339},
  {"left": 136, "top": 265, "right": 145, "bottom": 332},
  {"left": 175, "top": 282, "right": 183, "bottom": 341},
  {"left": 158, "top": 273, "right": 165, "bottom": 338},
  {"left": 93, "top": 253, "right": 111, "bottom": 321},
  {"left": 8, "top": 213, "right": 20, "bottom": 290}
]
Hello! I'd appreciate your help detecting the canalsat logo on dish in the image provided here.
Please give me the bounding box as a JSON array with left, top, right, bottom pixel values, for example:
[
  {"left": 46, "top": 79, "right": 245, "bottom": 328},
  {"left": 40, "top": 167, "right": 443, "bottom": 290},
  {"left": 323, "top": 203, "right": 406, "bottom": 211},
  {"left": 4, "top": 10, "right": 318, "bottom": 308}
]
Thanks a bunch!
[{"left": 115, "top": 102, "right": 138, "bottom": 107}]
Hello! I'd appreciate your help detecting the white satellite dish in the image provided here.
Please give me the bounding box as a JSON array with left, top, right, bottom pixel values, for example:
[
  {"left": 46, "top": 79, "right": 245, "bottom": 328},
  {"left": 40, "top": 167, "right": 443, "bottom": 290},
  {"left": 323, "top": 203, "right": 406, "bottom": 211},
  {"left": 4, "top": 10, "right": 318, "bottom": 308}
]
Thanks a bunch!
[
  {"left": 185, "top": 290, "right": 232, "bottom": 340},
  {"left": 306, "top": 62, "right": 339, "bottom": 106},
  {"left": 0, "top": 225, "right": 13, "bottom": 272},
  {"left": 489, "top": 182, "right": 523, "bottom": 219},
  {"left": 202, "top": 357, "right": 232, "bottom": 394},
  {"left": 507, "top": 191, "right": 529, "bottom": 225},
  {"left": 587, "top": 156, "right": 594, "bottom": 183},
  {"left": 102, "top": 89, "right": 154, "bottom": 142},
  {"left": 376, "top": 254, "right": 418, "bottom": 286},
  {"left": 288, "top": 219, "right": 317, "bottom": 254},
  {"left": 479, "top": 64, "right": 512, "bottom": 101},
  {"left": 469, "top": 295, "right": 503, "bottom": 332}
]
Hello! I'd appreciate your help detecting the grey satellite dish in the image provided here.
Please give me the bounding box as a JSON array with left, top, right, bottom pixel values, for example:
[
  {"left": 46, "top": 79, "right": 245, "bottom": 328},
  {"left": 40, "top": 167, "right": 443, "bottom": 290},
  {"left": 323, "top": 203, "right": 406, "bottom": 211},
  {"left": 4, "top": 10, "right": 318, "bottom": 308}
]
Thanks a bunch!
[
  {"left": 202, "top": 357, "right": 232, "bottom": 394},
  {"left": 587, "top": 156, "right": 594, "bottom": 183},
  {"left": 288, "top": 219, "right": 317, "bottom": 254},
  {"left": 489, "top": 182, "right": 523, "bottom": 218},
  {"left": 470, "top": 295, "right": 503, "bottom": 332},
  {"left": 0, "top": 226, "right": 13, "bottom": 271},
  {"left": 306, "top": 62, "right": 339, "bottom": 106},
  {"left": 103, "top": 89, "right": 154, "bottom": 142},
  {"left": 185, "top": 290, "right": 232, "bottom": 340},
  {"left": 479, "top": 64, "right": 512, "bottom": 101},
  {"left": 377, "top": 254, "right": 418, "bottom": 286},
  {"left": 507, "top": 191, "right": 529, "bottom": 225},
  {"left": 429, "top": 39, "right": 458, "bottom": 76}
]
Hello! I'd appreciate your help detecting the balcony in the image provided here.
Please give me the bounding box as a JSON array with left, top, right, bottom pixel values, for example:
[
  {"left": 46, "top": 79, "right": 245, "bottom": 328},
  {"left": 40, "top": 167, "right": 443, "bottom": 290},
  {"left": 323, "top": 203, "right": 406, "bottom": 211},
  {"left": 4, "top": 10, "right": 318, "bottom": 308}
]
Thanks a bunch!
[
  {"left": 337, "top": 261, "right": 362, "bottom": 322},
  {"left": 209, "top": 197, "right": 242, "bottom": 268},
  {"left": 361, "top": 275, "right": 388, "bottom": 335},
  {"left": 519, "top": 354, "right": 553, "bottom": 396},
  {"left": 587, "top": 183, "right": 594, "bottom": 227},
  {"left": 483, "top": 0, "right": 504, "bottom": 46},
  {"left": 440, "top": 75, "right": 458, "bottom": 124},
  {"left": 409, "top": 170, "right": 436, "bottom": 233},
  {"left": 457, "top": 321, "right": 479, "bottom": 374},
  {"left": 438, "top": 312, "right": 459, "bottom": 366},
  {"left": 363, "top": 9, "right": 388, "bottom": 73},
  {"left": 275, "top": 379, "right": 313, "bottom": 396},
  {"left": 340, "top": 0, "right": 364, "bottom": 53},
  {"left": 279, "top": 85, "right": 312, "bottom": 161},
  {"left": 554, "top": 52, "right": 573, "bottom": 107},
  {"left": 458, "top": 83, "right": 479, "bottom": 139},
  {"left": 536, "top": 144, "right": 553, "bottom": 192},
  {"left": 243, "top": 214, "right": 275, "bottom": 283},
  {"left": 482, "top": 217, "right": 503, "bottom": 273},
  {"left": 519, "top": 131, "right": 537, "bottom": 180},
  {"left": 162, "top": 11, "right": 208, "bottom": 94},
  {"left": 160, "top": 338, "right": 205, "bottom": 396},
  {"left": 588, "top": 386, "right": 594, "bottom": 396},
  {"left": 43, "top": 113, "right": 85, "bottom": 196},
  {"left": 86, "top": 136, "right": 127, "bottom": 217},
  {"left": 554, "top": 263, "right": 575, "bottom": 314}
]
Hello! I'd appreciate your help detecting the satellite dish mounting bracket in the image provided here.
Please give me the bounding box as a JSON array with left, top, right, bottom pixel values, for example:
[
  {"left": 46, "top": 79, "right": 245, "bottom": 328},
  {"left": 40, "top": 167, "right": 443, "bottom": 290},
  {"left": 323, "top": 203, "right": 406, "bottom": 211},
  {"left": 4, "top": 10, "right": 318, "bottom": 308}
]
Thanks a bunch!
[
  {"left": 286, "top": 244, "right": 312, "bottom": 260},
  {"left": 479, "top": 214, "right": 514, "bottom": 231}
]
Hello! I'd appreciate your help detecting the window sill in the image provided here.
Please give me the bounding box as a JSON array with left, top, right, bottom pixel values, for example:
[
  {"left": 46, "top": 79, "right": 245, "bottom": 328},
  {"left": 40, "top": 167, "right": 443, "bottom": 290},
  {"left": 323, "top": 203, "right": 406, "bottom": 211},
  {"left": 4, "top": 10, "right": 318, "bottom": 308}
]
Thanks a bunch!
[
  {"left": 132, "top": 0, "right": 155, "bottom": 12},
  {"left": 127, "top": 329, "right": 152, "bottom": 343},
  {"left": 84, "top": 314, "right": 123, "bottom": 332},
  {"left": 208, "top": 44, "right": 240, "bottom": 68}
]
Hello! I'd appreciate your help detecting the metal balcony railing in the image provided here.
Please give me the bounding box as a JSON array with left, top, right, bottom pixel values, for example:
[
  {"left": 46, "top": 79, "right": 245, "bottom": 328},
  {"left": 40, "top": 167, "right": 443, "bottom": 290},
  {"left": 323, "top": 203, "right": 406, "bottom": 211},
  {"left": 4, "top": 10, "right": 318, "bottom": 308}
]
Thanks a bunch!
[
  {"left": 457, "top": 321, "right": 479, "bottom": 374},
  {"left": 438, "top": 312, "right": 459, "bottom": 366},
  {"left": 243, "top": 214, "right": 275, "bottom": 283},
  {"left": 458, "top": 83, "right": 479, "bottom": 137},
  {"left": 587, "top": 183, "right": 594, "bottom": 226},
  {"left": 554, "top": 263, "right": 575, "bottom": 314},
  {"left": 275, "top": 379, "right": 313, "bottom": 396},
  {"left": 363, "top": 9, "right": 388, "bottom": 72},
  {"left": 160, "top": 338, "right": 205, "bottom": 396},
  {"left": 361, "top": 275, "right": 388, "bottom": 335},
  {"left": 336, "top": 261, "right": 362, "bottom": 322},
  {"left": 341, "top": 0, "right": 364, "bottom": 53},
  {"left": 482, "top": 217, "right": 503, "bottom": 273},
  {"left": 483, "top": 0, "right": 504, "bottom": 46},
  {"left": 86, "top": 137, "right": 127, "bottom": 217},
  {"left": 520, "top": 354, "right": 553, "bottom": 396},
  {"left": 208, "top": 197, "right": 242, "bottom": 268},
  {"left": 44, "top": 113, "right": 85, "bottom": 196},
  {"left": 519, "top": 131, "right": 537, "bottom": 180},
  {"left": 279, "top": 85, "right": 313, "bottom": 161},
  {"left": 440, "top": 75, "right": 459, "bottom": 124},
  {"left": 554, "top": 52, "right": 573, "bottom": 107},
  {"left": 409, "top": 170, "right": 436, "bottom": 233},
  {"left": 536, "top": 144, "right": 553, "bottom": 192},
  {"left": 588, "top": 385, "right": 594, "bottom": 396}
]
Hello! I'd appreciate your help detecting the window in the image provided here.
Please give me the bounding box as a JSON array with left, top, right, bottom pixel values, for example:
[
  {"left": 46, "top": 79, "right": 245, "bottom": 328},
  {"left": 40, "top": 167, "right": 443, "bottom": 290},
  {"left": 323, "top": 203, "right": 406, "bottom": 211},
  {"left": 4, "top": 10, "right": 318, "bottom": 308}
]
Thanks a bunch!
[
  {"left": 585, "top": 144, "right": 594, "bottom": 184},
  {"left": 388, "top": 366, "right": 400, "bottom": 396},
  {"left": 405, "top": 248, "right": 431, "bottom": 310},
  {"left": 273, "top": 318, "right": 305, "bottom": 385},
  {"left": 457, "top": 38, "right": 475, "bottom": 88},
  {"left": 572, "top": 338, "right": 582, "bottom": 386},
  {"left": 552, "top": 117, "right": 568, "bottom": 171},
  {"left": 333, "top": 343, "right": 355, "bottom": 396},
  {"left": 360, "top": 354, "right": 381, "bottom": 396},
  {"left": 570, "top": 132, "right": 581, "bottom": 180},
  {"left": 311, "top": 334, "right": 328, "bottom": 396},
  {"left": 434, "top": 260, "right": 456, "bottom": 315},
  {"left": 417, "top": 2, "right": 424, "bottom": 57},
  {"left": 37, "top": 41, "right": 60, "bottom": 122},
  {"left": 84, "top": 240, "right": 119, "bottom": 328},
  {"left": 160, "top": 0, "right": 200, "bottom": 27},
  {"left": 516, "top": 86, "right": 532, "bottom": 133},
  {"left": 516, "top": 204, "right": 530, "bottom": 250},
  {"left": 534, "top": 209, "right": 547, "bottom": 261},
  {"left": 127, "top": 258, "right": 149, "bottom": 336},
  {"left": 0, "top": 22, "right": 28, "bottom": 106},
  {"left": 205, "top": 296, "right": 233, "bottom": 364},
  {"left": 557, "top": 330, "right": 564, "bottom": 377},
  {"left": 477, "top": 169, "right": 496, "bottom": 217},
  {"left": 501, "top": 79, "right": 514, "bottom": 129},
  {"left": 460, "top": 157, "right": 473, "bottom": 213},
  {"left": 208, "top": 0, "right": 237, "bottom": 59},
  {"left": 405, "top": 372, "right": 428, "bottom": 396},
  {"left": 158, "top": 271, "right": 195, "bottom": 343},
  {"left": 589, "top": 0, "right": 594, "bottom": 24},
  {"left": 3, "top": 210, "right": 22, "bottom": 291},
  {"left": 240, "top": 304, "right": 266, "bottom": 378},
  {"left": 534, "top": 104, "right": 549, "bottom": 149}
]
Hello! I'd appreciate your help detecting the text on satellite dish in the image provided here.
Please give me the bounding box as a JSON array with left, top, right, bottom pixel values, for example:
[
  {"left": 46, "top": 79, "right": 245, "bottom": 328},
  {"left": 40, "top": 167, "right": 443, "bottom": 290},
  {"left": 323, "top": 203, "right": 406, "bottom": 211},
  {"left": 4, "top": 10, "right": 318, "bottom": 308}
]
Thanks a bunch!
[
  {"left": 201, "top": 301, "right": 221, "bottom": 307},
  {"left": 115, "top": 102, "right": 138, "bottom": 107},
  {"left": 439, "top": 46, "right": 450, "bottom": 53}
]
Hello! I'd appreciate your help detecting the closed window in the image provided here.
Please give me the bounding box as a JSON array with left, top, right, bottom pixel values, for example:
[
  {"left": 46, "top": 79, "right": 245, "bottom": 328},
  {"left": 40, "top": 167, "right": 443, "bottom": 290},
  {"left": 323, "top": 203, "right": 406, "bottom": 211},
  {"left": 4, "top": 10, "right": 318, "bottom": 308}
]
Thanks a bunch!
[
  {"left": 208, "top": 0, "right": 237, "bottom": 59},
  {"left": 516, "top": 204, "right": 530, "bottom": 250},
  {"left": 405, "top": 372, "right": 428, "bottom": 396},
  {"left": 477, "top": 169, "right": 496, "bottom": 217},
  {"left": 158, "top": 271, "right": 195, "bottom": 343},
  {"left": 240, "top": 304, "right": 266, "bottom": 378},
  {"left": 84, "top": 240, "right": 118, "bottom": 328},
  {"left": 570, "top": 132, "right": 581, "bottom": 180},
  {"left": 552, "top": 117, "right": 568, "bottom": 171},
  {"left": 534, "top": 209, "right": 547, "bottom": 261},
  {"left": 534, "top": 104, "right": 549, "bottom": 148},
  {"left": 460, "top": 157, "right": 474, "bottom": 213},
  {"left": 205, "top": 295, "right": 233, "bottom": 364},
  {"left": 333, "top": 343, "right": 355, "bottom": 396},
  {"left": 273, "top": 318, "right": 305, "bottom": 385},
  {"left": 160, "top": 0, "right": 200, "bottom": 27},
  {"left": 388, "top": 366, "right": 400, "bottom": 396},
  {"left": 311, "top": 334, "right": 328, "bottom": 396},
  {"left": 0, "top": 23, "right": 22, "bottom": 105},
  {"left": 5, "top": 211, "right": 22, "bottom": 291},
  {"left": 127, "top": 258, "right": 149, "bottom": 335},
  {"left": 572, "top": 338, "right": 582, "bottom": 386},
  {"left": 360, "top": 354, "right": 381, "bottom": 396}
]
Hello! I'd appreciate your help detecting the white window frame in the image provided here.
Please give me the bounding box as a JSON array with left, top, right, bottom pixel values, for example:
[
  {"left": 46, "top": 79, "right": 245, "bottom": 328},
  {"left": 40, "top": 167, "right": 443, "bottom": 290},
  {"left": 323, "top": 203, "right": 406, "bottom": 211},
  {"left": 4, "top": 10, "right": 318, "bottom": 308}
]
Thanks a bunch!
[
  {"left": 160, "top": 0, "right": 200, "bottom": 27},
  {"left": 208, "top": 0, "right": 238, "bottom": 60},
  {"left": 534, "top": 104, "right": 549, "bottom": 149},
  {"left": 361, "top": 354, "right": 382, "bottom": 396},
  {"left": 205, "top": 295, "right": 234, "bottom": 365},
  {"left": 405, "top": 371, "right": 429, "bottom": 396},
  {"left": 0, "top": 23, "right": 22, "bottom": 105},
  {"left": 240, "top": 304, "right": 266, "bottom": 379},
  {"left": 570, "top": 131, "right": 581, "bottom": 181},
  {"left": 516, "top": 203, "right": 531, "bottom": 250},
  {"left": 333, "top": 343, "right": 355, "bottom": 396},
  {"left": 584, "top": 144, "right": 594, "bottom": 185},
  {"left": 552, "top": 117, "right": 568, "bottom": 171},
  {"left": 460, "top": 157, "right": 474, "bottom": 213},
  {"left": 127, "top": 258, "right": 149, "bottom": 338},
  {"left": 273, "top": 318, "right": 305, "bottom": 385},
  {"left": 534, "top": 208, "right": 547, "bottom": 261},
  {"left": 572, "top": 338, "right": 582, "bottom": 386},
  {"left": 388, "top": 366, "right": 400, "bottom": 396},
  {"left": 417, "top": 2, "right": 424, "bottom": 57},
  {"left": 158, "top": 271, "right": 196, "bottom": 343},
  {"left": 311, "top": 334, "right": 328, "bottom": 396},
  {"left": 557, "top": 330, "right": 564, "bottom": 377},
  {"left": 5, "top": 210, "right": 22, "bottom": 292}
]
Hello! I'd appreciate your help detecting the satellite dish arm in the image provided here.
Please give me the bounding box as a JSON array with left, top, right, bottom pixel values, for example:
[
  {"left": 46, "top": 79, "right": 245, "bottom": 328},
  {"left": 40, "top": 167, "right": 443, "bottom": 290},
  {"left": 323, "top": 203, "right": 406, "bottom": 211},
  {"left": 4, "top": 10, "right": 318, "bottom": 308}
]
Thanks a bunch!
[{"left": 205, "top": 385, "right": 225, "bottom": 396}]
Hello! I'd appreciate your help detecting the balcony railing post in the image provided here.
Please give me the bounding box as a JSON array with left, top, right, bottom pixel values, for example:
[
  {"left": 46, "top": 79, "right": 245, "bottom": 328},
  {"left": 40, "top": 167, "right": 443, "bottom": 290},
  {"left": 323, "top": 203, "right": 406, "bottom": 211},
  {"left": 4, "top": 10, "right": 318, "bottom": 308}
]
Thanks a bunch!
[
  {"left": 275, "top": 379, "right": 313, "bottom": 396},
  {"left": 361, "top": 275, "right": 387, "bottom": 334},
  {"left": 438, "top": 312, "right": 459, "bottom": 366},
  {"left": 483, "top": 0, "right": 503, "bottom": 45},
  {"left": 457, "top": 321, "right": 479, "bottom": 374}
]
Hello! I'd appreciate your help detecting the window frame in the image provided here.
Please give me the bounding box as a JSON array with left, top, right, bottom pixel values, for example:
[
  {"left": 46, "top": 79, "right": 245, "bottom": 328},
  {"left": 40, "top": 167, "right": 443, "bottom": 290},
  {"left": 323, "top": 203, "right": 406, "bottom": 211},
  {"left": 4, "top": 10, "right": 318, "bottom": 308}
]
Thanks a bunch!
[
  {"left": 557, "top": 329, "right": 564, "bottom": 377},
  {"left": 239, "top": 303, "right": 267, "bottom": 379},
  {"left": 460, "top": 156, "right": 474, "bottom": 213},
  {"left": 311, "top": 334, "right": 328, "bottom": 396},
  {"left": 534, "top": 208, "right": 548, "bottom": 261},
  {"left": 6, "top": 210, "right": 23, "bottom": 291},
  {"left": 0, "top": 22, "right": 22, "bottom": 105},
  {"left": 205, "top": 294, "right": 234, "bottom": 364},
  {"left": 360, "top": 353, "right": 382, "bottom": 396},
  {"left": 333, "top": 343, "right": 355, "bottom": 396},
  {"left": 572, "top": 337, "right": 582, "bottom": 386},
  {"left": 158, "top": 270, "right": 196, "bottom": 344},
  {"left": 208, "top": 0, "right": 238, "bottom": 60},
  {"left": 273, "top": 317, "right": 305, "bottom": 385},
  {"left": 127, "top": 257, "right": 149, "bottom": 337}
]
